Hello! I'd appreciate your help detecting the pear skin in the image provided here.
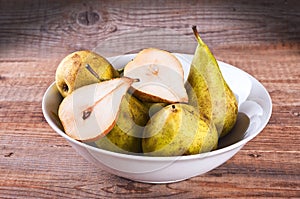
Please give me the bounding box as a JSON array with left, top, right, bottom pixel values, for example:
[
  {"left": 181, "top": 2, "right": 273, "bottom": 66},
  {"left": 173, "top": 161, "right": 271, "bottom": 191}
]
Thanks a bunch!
[
  {"left": 186, "top": 26, "right": 238, "bottom": 137},
  {"left": 145, "top": 102, "right": 168, "bottom": 117},
  {"left": 56, "top": 50, "right": 119, "bottom": 97}
]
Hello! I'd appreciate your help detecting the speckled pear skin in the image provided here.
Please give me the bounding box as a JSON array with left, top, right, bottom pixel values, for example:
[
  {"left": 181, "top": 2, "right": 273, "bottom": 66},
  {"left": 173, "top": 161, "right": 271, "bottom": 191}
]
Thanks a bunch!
[{"left": 142, "top": 104, "right": 218, "bottom": 156}]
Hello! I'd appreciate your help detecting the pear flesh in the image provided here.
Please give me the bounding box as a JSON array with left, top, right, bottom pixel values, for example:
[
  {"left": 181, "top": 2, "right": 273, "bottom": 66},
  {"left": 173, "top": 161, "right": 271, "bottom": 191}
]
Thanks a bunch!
[
  {"left": 124, "top": 48, "right": 188, "bottom": 103},
  {"left": 55, "top": 50, "right": 119, "bottom": 97},
  {"left": 142, "top": 104, "right": 218, "bottom": 156},
  {"left": 187, "top": 26, "right": 238, "bottom": 137},
  {"left": 58, "top": 77, "right": 135, "bottom": 142},
  {"left": 94, "top": 93, "right": 149, "bottom": 154}
]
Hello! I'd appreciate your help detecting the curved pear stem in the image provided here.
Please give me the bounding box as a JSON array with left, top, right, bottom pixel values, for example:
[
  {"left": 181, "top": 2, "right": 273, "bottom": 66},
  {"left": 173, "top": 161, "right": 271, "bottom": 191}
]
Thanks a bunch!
[
  {"left": 117, "top": 67, "right": 124, "bottom": 74},
  {"left": 85, "top": 64, "right": 108, "bottom": 82},
  {"left": 192, "top": 26, "right": 205, "bottom": 46},
  {"left": 122, "top": 76, "right": 140, "bottom": 83}
]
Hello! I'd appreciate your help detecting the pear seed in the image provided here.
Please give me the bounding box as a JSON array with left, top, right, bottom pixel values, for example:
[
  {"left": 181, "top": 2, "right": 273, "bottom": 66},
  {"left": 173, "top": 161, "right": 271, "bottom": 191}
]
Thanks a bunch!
[{"left": 82, "top": 107, "right": 93, "bottom": 120}]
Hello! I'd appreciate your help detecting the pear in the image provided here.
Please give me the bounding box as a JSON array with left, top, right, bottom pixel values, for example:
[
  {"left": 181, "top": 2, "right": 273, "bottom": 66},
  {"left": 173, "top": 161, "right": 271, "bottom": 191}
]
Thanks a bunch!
[
  {"left": 142, "top": 104, "right": 218, "bottom": 156},
  {"left": 124, "top": 48, "right": 188, "bottom": 103},
  {"left": 187, "top": 26, "right": 238, "bottom": 137},
  {"left": 94, "top": 93, "right": 149, "bottom": 154},
  {"left": 58, "top": 77, "right": 135, "bottom": 142},
  {"left": 56, "top": 50, "right": 119, "bottom": 97}
]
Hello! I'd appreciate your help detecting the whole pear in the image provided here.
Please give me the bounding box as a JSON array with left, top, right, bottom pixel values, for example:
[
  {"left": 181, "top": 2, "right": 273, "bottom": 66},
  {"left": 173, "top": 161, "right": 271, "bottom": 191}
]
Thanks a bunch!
[
  {"left": 142, "top": 104, "right": 218, "bottom": 156},
  {"left": 94, "top": 93, "right": 149, "bottom": 154},
  {"left": 56, "top": 50, "right": 119, "bottom": 97},
  {"left": 186, "top": 26, "right": 238, "bottom": 137}
]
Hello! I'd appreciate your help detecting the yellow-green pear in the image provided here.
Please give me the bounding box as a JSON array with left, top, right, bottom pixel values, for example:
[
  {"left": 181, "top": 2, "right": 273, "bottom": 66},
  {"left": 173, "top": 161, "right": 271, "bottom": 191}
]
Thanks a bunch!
[
  {"left": 186, "top": 26, "right": 238, "bottom": 137},
  {"left": 94, "top": 93, "right": 149, "bottom": 154},
  {"left": 56, "top": 50, "right": 119, "bottom": 97},
  {"left": 142, "top": 104, "right": 218, "bottom": 156}
]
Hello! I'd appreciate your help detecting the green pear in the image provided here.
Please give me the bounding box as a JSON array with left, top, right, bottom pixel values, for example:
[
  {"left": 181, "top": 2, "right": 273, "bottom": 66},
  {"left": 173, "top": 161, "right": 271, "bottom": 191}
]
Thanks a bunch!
[
  {"left": 94, "top": 93, "right": 149, "bottom": 154},
  {"left": 56, "top": 50, "right": 119, "bottom": 97},
  {"left": 186, "top": 26, "right": 238, "bottom": 137},
  {"left": 142, "top": 104, "right": 218, "bottom": 156}
]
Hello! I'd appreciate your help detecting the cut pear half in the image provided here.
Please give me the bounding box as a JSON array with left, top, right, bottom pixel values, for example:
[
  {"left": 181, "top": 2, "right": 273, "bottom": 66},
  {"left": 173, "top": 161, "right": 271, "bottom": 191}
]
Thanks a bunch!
[
  {"left": 124, "top": 48, "right": 188, "bottom": 103},
  {"left": 58, "top": 77, "right": 136, "bottom": 142}
]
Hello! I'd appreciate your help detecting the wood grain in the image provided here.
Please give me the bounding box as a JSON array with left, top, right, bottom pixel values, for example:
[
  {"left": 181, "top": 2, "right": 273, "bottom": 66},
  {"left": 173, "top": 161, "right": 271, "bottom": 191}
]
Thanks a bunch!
[{"left": 0, "top": 0, "right": 299, "bottom": 198}]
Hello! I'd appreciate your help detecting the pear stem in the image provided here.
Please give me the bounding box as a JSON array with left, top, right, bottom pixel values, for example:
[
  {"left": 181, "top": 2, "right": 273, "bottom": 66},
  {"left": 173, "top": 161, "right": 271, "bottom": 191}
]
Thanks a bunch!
[
  {"left": 117, "top": 67, "right": 124, "bottom": 74},
  {"left": 192, "top": 26, "right": 205, "bottom": 46},
  {"left": 132, "top": 78, "right": 140, "bottom": 83},
  {"left": 122, "top": 76, "right": 140, "bottom": 83},
  {"left": 85, "top": 64, "right": 108, "bottom": 82}
]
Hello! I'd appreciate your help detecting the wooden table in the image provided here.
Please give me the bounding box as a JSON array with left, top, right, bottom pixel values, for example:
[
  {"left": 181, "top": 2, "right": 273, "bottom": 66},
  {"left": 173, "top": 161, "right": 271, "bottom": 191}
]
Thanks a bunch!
[{"left": 1, "top": 0, "right": 299, "bottom": 198}]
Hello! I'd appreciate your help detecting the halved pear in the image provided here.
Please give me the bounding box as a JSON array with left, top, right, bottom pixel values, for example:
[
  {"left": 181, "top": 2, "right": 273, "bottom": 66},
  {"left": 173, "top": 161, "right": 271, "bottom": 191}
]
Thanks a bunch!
[
  {"left": 124, "top": 48, "right": 188, "bottom": 103},
  {"left": 58, "top": 77, "right": 135, "bottom": 142}
]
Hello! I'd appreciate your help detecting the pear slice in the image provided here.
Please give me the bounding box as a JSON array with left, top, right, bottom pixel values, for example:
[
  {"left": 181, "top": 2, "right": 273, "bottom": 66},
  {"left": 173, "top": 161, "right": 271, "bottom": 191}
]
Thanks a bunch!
[
  {"left": 58, "top": 77, "right": 135, "bottom": 142},
  {"left": 124, "top": 48, "right": 188, "bottom": 103}
]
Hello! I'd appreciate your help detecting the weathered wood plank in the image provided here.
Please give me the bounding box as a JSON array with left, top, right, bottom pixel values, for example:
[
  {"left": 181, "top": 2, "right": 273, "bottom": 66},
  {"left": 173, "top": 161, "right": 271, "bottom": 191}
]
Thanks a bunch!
[{"left": 0, "top": 0, "right": 299, "bottom": 59}]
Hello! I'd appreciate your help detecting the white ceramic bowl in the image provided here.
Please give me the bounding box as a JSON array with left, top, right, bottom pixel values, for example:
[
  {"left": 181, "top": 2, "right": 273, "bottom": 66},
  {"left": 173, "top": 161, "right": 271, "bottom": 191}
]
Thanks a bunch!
[{"left": 42, "top": 53, "right": 272, "bottom": 183}]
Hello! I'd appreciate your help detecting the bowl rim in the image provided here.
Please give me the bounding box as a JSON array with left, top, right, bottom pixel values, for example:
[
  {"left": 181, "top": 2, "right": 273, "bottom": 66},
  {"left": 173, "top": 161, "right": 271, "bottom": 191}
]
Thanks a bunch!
[{"left": 42, "top": 55, "right": 272, "bottom": 161}]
